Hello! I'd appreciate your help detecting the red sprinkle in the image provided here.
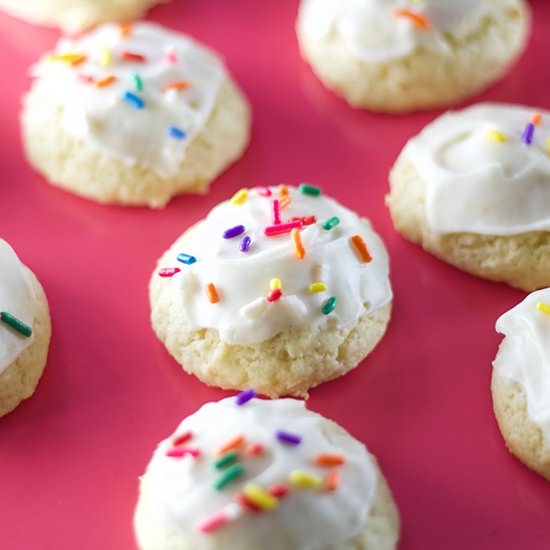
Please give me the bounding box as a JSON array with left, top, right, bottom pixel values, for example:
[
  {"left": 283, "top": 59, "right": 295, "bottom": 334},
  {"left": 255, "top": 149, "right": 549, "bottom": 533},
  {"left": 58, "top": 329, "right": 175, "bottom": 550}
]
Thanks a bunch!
[
  {"left": 166, "top": 447, "right": 201, "bottom": 459},
  {"left": 246, "top": 443, "right": 264, "bottom": 456},
  {"left": 267, "top": 289, "right": 283, "bottom": 302},
  {"left": 289, "top": 215, "right": 316, "bottom": 226},
  {"left": 269, "top": 483, "right": 289, "bottom": 499},
  {"left": 172, "top": 431, "right": 193, "bottom": 447},
  {"left": 264, "top": 220, "right": 302, "bottom": 237},
  {"left": 121, "top": 51, "right": 146, "bottom": 63},
  {"left": 158, "top": 267, "right": 181, "bottom": 278},
  {"left": 236, "top": 493, "right": 262, "bottom": 513}
]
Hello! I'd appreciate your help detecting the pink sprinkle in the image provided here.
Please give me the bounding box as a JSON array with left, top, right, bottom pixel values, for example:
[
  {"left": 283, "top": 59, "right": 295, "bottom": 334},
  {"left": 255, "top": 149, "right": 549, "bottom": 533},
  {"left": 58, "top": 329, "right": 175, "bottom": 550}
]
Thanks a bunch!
[
  {"left": 197, "top": 511, "right": 228, "bottom": 533},
  {"left": 272, "top": 200, "right": 281, "bottom": 225},
  {"left": 78, "top": 74, "right": 94, "bottom": 84},
  {"left": 265, "top": 220, "right": 303, "bottom": 237},
  {"left": 165, "top": 49, "right": 177, "bottom": 64},
  {"left": 256, "top": 186, "right": 272, "bottom": 197},
  {"left": 246, "top": 442, "right": 264, "bottom": 456},
  {"left": 172, "top": 431, "right": 192, "bottom": 446},
  {"left": 158, "top": 267, "right": 181, "bottom": 278},
  {"left": 166, "top": 447, "right": 201, "bottom": 459}
]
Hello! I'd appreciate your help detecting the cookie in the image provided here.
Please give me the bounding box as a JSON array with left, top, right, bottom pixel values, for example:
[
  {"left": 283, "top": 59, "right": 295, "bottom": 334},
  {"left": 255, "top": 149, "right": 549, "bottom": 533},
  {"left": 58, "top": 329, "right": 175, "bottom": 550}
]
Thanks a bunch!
[
  {"left": 492, "top": 289, "right": 550, "bottom": 482},
  {"left": 388, "top": 103, "right": 550, "bottom": 291},
  {"left": 22, "top": 22, "right": 251, "bottom": 207},
  {"left": 297, "top": 0, "right": 529, "bottom": 113},
  {"left": 0, "top": 0, "right": 163, "bottom": 33},
  {"left": 0, "top": 238, "right": 51, "bottom": 417},
  {"left": 150, "top": 184, "right": 393, "bottom": 397},
  {"left": 134, "top": 394, "right": 400, "bottom": 549}
]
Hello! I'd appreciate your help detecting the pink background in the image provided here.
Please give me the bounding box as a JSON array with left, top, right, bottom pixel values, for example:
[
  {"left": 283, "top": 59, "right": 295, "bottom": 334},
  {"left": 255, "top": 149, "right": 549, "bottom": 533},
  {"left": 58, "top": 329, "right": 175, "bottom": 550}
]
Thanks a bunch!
[{"left": 1, "top": 0, "right": 549, "bottom": 548}]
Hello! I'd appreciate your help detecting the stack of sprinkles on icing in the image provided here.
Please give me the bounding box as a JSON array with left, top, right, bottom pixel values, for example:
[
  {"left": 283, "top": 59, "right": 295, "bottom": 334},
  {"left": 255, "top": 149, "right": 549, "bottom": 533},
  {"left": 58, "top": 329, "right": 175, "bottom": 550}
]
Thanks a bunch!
[
  {"left": 150, "top": 184, "right": 393, "bottom": 397},
  {"left": 22, "top": 22, "right": 251, "bottom": 207},
  {"left": 134, "top": 394, "right": 400, "bottom": 550}
]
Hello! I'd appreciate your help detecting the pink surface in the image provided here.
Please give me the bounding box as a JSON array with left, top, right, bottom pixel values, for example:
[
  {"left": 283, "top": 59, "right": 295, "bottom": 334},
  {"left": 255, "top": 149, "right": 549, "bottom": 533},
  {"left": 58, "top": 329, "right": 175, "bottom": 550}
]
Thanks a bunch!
[{"left": 0, "top": 0, "right": 549, "bottom": 548}]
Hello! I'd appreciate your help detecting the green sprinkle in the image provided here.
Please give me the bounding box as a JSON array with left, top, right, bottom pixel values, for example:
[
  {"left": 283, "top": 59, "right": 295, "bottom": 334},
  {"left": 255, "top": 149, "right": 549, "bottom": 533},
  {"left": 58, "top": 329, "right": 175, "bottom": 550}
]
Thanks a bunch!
[
  {"left": 299, "top": 183, "right": 322, "bottom": 197},
  {"left": 322, "top": 217, "right": 340, "bottom": 230},
  {"left": 322, "top": 297, "right": 337, "bottom": 315},
  {"left": 0, "top": 311, "right": 32, "bottom": 337},
  {"left": 214, "top": 463, "right": 244, "bottom": 490},
  {"left": 133, "top": 73, "right": 143, "bottom": 92},
  {"left": 214, "top": 450, "right": 238, "bottom": 470}
]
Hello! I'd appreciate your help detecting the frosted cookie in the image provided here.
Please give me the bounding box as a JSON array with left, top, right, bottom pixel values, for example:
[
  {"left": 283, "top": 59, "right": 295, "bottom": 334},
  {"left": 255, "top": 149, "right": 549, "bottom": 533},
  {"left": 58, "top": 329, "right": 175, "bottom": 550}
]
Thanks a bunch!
[
  {"left": 0, "top": 0, "right": 164, "bottom": 33},
  {"left": 297, "top": 0, "right": 530, "bottom": 113},
  {"left": 134, "top": 394, "right": 400, "bottom": 550},
  {"left": 150, "top": 184, "right": 392, "bottom": 397},
  {"left": 492, "top": 290, "right": 550, "bottom": 482},
  {"left": 22, "top": 22, "right": 251, "bottom": 208},
  {"left": 0, "top": 238, "right": 51, "bottom": 417},
  {"left": 388, "top": 104, "right": 550, "bottom": 291}
]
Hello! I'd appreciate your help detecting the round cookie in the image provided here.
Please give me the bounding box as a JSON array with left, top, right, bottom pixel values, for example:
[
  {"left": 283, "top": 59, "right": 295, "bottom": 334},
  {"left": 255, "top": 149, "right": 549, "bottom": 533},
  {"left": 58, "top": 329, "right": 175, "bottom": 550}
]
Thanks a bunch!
[
  {"left": 134, "top": 394, "right": 400, "bottom": 550},
  {"left": 296, "top": 0, "right": 530, "bottom": 113},
  {"left": 388, "top": 103, "right": 550, "bottom": 291},
  {"left": 492, "top": 289, "right": 550, "bottom": 482},
  {"left": 22, "top": 22, "right": 251, "bottom": 208},
  {"left": 0, "top": 0, "right": 164, "bottom": 33},
  {"left": 0, "top": 238, "right": 51, "bottom": 417},
  {"left": 150, "top": 184, "right": 393, "bottom": 397}
]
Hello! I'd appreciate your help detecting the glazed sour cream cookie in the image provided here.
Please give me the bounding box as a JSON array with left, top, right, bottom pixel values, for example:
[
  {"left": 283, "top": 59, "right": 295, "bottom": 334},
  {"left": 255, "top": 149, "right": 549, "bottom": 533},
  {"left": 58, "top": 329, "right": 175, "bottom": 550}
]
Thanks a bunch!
[
  {"left": 150, "top": 184, "right": 393, "bottom": 397},
  {"left": 22, "top": 22, "right": 251, "bottom": 208},
  {"left": 0, "top": 238, "right": 51, "bottom": 417},
  {"left": 0, "top": 0, "right": 164, "bottom": 33},
  {"left": 388, "top": 103, "right": 550, "bottom": 291},
  {"left": 492, "top": 290, "right": 550, "bottom": 482},
  {"left": 297, "top": 0, "right": 529, "bottom": 113},
  {"left": 134, "top": 394, "right": 400, "bottom": 550}
]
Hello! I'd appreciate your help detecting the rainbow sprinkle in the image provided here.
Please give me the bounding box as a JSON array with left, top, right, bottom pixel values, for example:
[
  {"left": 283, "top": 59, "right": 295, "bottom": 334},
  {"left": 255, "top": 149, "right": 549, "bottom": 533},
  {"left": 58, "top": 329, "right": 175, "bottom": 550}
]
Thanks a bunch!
[
  {"left": 197, "top": 511, "right": 229, "bottom": 533},
  {"left": 206, "top": 283, "right": 220, "bottom": 304},
  {"left": 392, "top": 8, "right": 431, "bottom": 29},
  {"left": 172, "top": 431, "right": 193, "bottom": 446},
  {"left": 291, "top": 228, "right": 306, "bottom": 259},
  {"left": 523, "top": 122, "right": 535, "bottom": 145},
  {"left": 121, "top": 51, "right": 146, "bottom": 63},
  {"left": 158, "top": 267, "right": 181, "bottom": 278},
  {"left": 350, "top": 235, "right": 373, "bottom": 263},
  {"left": 272, "top": 199, "right": 282, "bottom": 225},
  {"left": 217, "top": 434, "right": 245, "bottom": 455},
  {"left": 214, "top": 451, "right": 239, "bottom": 470},
  {"left": 322, "top": 217, "right": 340, "bottom": 230},
  {"left": 256, "top": 186, "right": 272, "bottom": 197},
  {"left": 223, "top": 225, "right": 246, "bottom": 239},
  {"left": 486, "top": 130, "right": 506, "bottom": 143},
  {"left": 132, "top": 73, "right": 143, "bottom": 91},
  {"left": 166, "top": 447, "right": 201, "bottom": 459},
  {"left": 168, "top": 126, "right": 186, "bottom": 140},
  {"left": 236, "top": 389, "right": 256, "bottom": 406},
  {"left": 177, "top": 253, "right": 197, "bottom": 265},
  {"left": 309, "top": 282, "right": 327, "bottom": 293},
  {"left": 265, "top": 220, "right": 302, "bottom": 237},
  {"left": 243, "top": 484, "right": 279, "bottom": 510},
  {"left": 289, "top": 215, "right": 316, "bottom": 226},
  {"left": 322, "top": 296, "right": 337, "bottom": 315},
  {"left": 536, "top": 302, "right": 550, "bottom": 315},
  {"left": 0, "top": 312, "right": 32, "bottom": 338},
  {"left": 270, "top": 278, "right": 282, "bottom": 290},
  {"left": 48, "top": 53, "right": 87, "bottom": 66},
  {"left": 163, "top": 80, "right": 191, "bottom": 92},
  {"left": 122, "top": 91, "right": 144, "bottom": 109},
  {"left": 246, "top": 443, "right": 264, "bottom": 456},
  {"left": 276, "top": 430, "right": 302, "bottom": 446},
  {"left": 289, "top": 470, "right": 323, "bottom": 489},
  {"left": 215, "top": 463, "right": 245, "bottom": 490},
  {"left": 240, "top": 235, "right": 252, "bottom": 253},
  {"left": 532, "top": 113, "right": 543, "bottom": 126},
  {"left": 267, "top": 288, "right": 283, "bottom": 302},
  {"left": 231, "top": 188, "right": 249, "bottom": 206},
  {"left": 315, "top": 453, "right": 346, "bottom": 467},
  {"left": 299, "top": 183, "right": 322, "bottom": 197},
  {"left": 325, "top": 470, "right": 340, "bottom": 492},
  {"left": 95, "top": 75, "right": 116, "bottom": 88}
]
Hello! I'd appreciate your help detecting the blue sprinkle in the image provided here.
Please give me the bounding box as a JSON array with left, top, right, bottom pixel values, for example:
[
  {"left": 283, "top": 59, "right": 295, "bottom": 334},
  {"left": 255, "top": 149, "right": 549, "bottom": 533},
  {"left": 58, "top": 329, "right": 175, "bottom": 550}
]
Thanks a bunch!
[
  {"left": 168, "top": 126, "right": 187, "bottom": 140},
  {"left": 122, "top": 91, "right": 144, "bottom": 109},
  {"left": 239, "top": 235, "right": 252, "bottom": 253},
  {"left": 177, "top": 253, "right": 197, "bottom": 265}
]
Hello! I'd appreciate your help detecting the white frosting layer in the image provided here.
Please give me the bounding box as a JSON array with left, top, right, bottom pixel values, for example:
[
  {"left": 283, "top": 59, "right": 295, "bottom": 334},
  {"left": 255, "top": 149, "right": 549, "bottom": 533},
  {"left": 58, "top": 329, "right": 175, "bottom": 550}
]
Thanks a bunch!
[
  {"left": 298, "top": 0, "right": 523, "bottom": 63},
  {"left": 0, "top": 239, "right": 35, "bottom": 373},
  {"left": 493, "top": 289, "right": 550, "bottom": 440},
  {"left": 141, "top": 397, "right": 378, "bottom": 549},
  {"left": 404, "top": 103, "right": 550, "bottom": 235},
  {"left": 32, "top": 22, "right": 226, "bottom": 178},
  {"left": 165, "top": 186, "right": 392, "bottom": 345}
]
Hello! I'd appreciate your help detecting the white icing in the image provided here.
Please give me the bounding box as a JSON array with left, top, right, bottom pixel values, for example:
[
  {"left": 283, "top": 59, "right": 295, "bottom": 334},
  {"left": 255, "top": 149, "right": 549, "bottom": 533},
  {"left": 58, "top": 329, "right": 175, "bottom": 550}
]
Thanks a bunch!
[
  {"left": 493, "top": 289, "right": 550, "bottom": 440},
  {"left": 141, "top": 397, "right": 378, "bottom": 549},
  {"left": 166, "top": 186, "right": 392, "bottom": 345},
  {"left": 32, "top": 22, "right": 226, "bottom": 178},
  {"left": 0, "top": 239, "right": 35, "bottom": 373},
  {"left": 404, "top": 103, "right": 550, "bottom": 235},
  {"left": 298, "top": 0, "right": 523, "bottom": 63}
]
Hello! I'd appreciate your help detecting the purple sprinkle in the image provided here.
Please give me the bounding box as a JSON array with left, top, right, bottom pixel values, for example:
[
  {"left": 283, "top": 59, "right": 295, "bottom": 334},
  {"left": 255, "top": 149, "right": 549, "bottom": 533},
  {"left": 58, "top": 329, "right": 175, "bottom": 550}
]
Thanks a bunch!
[
  {"left": 236, "top": 388, "right": 256, "bottom": 406},
  {"left": 276, "top": 430, "right": 302, "bottom": 446},
  {"left": 523, "top": 122, "right": 535, "bottom": 145},
  {"left": 240, "top": 235, "right": 252, "bottom": 253},
  {"left": 223, "top": 225, "right": 246, "bottom": 239}
]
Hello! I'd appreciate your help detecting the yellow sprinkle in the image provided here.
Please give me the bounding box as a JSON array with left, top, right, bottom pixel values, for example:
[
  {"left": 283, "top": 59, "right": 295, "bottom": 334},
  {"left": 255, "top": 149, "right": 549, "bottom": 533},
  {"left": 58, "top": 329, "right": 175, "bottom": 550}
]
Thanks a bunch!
[
  {"left": 230, "top": 188, "right": 248, "bottom": 206},
  {"left": 546, "top": 138, "right": 550, "bottom": 156},
  {"left": 309, "top": 282, "right": 327, "bottom": 293},
  {"left": 99, "top": 46, "right": 112, "bottom": 66},
  {"left": 486, "top": 130, "right": 506, "bottom": 143},
  {"left": 47, "top": 53, "right": 87, "bottom": 66},
  {"left": 289, "top": 470, "right": 323, "bottom": 490},
  {"left": 536, "top": 302, "right": 550, "bottom": 315},
  {"left": 270, "top": 278, "right": 282, "bottom": 291},
  {"left": 243, "top": 484, "right": 278, "bottom": 510}
]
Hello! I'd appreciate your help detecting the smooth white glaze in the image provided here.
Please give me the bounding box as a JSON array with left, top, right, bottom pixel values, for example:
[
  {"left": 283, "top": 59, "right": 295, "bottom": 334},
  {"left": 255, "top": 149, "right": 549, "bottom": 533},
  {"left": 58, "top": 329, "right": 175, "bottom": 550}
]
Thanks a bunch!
[
  {"left": 403, "top": 103, "right": 550, "bottom": 235},
  {"left": 32, "top": 22, "right": 226, "bottom": 177},
  {"left": 298, "top": 0, "right": 523, "bottom": 63},
  {"left": 494, "top": 289, "right": 550, "bottom": 439},
  {"left": 164, "top": 185, "right": 392, "bottom": 344},
  {"left": 141, "top": 397, "right": 378, "bottom": 549},
  {"left": 0, "top": 239, "right": 35, "bottom": 373}
]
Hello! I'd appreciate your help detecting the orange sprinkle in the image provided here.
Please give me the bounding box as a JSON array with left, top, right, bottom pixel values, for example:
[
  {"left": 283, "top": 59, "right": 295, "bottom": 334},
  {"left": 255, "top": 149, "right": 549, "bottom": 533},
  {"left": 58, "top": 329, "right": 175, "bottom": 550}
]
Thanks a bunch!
[
  {"left": 49, "top": 53, "right": 87, "bottom": 67},
  {"left": 392, "top": 8, "right": 431, "bottom": 30},
  {"left": 279, "top": 196, "right": 291, "bottom": 211},
  {"left": 315, "top": 453, "right": 346, "bottom": 467},
  {"left": 119, "top": 23, "right": 133, "bottom": 37},
  {"left": 350, "top": 235, "right": 373, "bottom": 263},
  {"left": 217, "top": 434, "right": 245, "bottom": 456},
  {"left": 163, "top": 80, "right": 192, "bottom": 92},
  {"left": 291, "top": 228, "right": 306, "bottom": 260},
  {"left": 205, "top": 283, "right": 220, "bottom": 304},
  {"left": 95, "top": 75, "right": 117, "bottom": 88},
  {"left": 279, "top": 185, "right": 289, "bottom": 197},
  {"left": 325, "top": 470, "right": 340, "bottom": 492},
  {"left": 532, "top": 113, "right": 543, "bottom": 126}
]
